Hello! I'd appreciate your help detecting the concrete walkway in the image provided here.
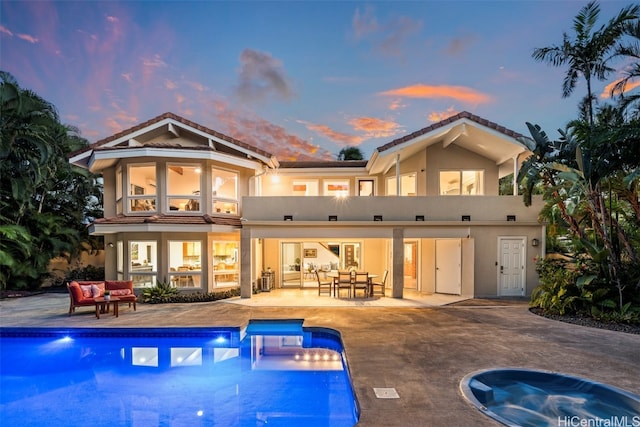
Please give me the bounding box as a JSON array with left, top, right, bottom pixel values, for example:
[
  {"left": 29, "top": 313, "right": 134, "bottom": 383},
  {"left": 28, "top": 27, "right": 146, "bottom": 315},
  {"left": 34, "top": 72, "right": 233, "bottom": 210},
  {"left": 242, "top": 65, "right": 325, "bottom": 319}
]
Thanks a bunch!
[{"left": 1, "top": 292, "right": 639, "bottom": 426}]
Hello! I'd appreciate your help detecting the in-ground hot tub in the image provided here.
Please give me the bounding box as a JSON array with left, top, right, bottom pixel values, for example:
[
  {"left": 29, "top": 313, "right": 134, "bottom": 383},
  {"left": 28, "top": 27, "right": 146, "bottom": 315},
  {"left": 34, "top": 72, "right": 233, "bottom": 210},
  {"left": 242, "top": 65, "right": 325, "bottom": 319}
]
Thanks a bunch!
[{"left": 460, "top": 368, "right": 640, "bottom": 427}]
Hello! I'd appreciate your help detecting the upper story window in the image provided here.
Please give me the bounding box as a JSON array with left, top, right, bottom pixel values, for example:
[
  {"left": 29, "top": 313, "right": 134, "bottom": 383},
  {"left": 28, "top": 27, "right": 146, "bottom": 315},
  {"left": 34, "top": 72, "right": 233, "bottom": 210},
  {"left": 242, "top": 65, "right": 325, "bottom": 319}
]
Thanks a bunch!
[
  {"left": 167, "top": 164, "right": 202, "bottom": 212},
  {"left": 324, "top": 180, "right": 349, "bottom": 197},
  {"left": 292, "top": 180, "right": 319, "bottom": 196},
  {"left": 440, "top": 170, "right": 484, "bottom": 195},
  {"left": 128, "top": 164, "right": 156, "bottom": 212},
  {"left": 358, "top": 179, "right": 374, "bottom": 196},
  {"left": 212, "top": 167, "right": 238, "bottom": 214},
  {"left": 386, "top": 173, "right": 416, "bottom": 196},
  {"left": 116, "top": 167, "right": 123, "bottom": 214}
]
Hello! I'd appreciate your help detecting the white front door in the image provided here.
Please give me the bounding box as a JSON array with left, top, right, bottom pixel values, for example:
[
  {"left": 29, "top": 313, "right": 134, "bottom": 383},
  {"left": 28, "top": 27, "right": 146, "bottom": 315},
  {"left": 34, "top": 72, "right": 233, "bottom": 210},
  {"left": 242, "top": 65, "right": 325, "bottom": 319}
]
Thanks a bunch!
[
  {"left": 498, "top": 237, "right": 525, "bottom": 296},
  {"left": 435, "top": 239, "right": 461, "bottom": 295}
]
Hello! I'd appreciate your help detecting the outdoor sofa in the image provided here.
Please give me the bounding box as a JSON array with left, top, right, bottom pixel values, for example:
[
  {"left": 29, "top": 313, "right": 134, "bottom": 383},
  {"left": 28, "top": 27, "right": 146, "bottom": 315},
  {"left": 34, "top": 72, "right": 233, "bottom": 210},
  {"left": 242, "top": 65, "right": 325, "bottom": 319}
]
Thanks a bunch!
[{"left": 67, "top": 280, "right": 137, "bottom": 315}]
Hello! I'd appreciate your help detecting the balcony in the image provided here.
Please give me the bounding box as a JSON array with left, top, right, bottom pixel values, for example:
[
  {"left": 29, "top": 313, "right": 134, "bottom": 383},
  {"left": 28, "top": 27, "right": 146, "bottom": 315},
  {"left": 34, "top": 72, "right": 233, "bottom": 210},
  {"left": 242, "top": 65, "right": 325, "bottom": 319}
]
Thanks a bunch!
[{"left": 242, "top": 195, "right": 544, "bottom": 224}]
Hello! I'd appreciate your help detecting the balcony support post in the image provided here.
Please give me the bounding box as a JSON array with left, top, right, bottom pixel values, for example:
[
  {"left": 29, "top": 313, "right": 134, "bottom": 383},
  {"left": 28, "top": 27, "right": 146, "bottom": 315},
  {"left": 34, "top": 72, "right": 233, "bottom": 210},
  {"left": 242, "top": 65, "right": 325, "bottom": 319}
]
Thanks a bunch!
[
  {"left": 392, "top": 228, "right": 404, "bottom": 298},
  {"left": 240, "top": 228, "right": 252, "bottom": 298}
]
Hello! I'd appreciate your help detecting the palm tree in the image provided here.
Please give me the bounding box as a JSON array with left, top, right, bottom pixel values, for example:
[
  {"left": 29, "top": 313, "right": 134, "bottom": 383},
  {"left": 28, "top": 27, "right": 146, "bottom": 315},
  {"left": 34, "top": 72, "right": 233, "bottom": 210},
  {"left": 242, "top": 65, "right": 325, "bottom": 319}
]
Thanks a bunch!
[
  {"left": 337, "top": 147, "right": 364, "bottom": 160},
  {"left": 612, "top": 19, "right": 640, "bottom": 116},
  {"left": 532, "top": 1, "right": 639, "bottom": 127},
  {"left": 525, "top": 2, "right": 640, "bottom": 308},
  {"left": 0, "top": 72, "right": 102, "bottom": 290}
]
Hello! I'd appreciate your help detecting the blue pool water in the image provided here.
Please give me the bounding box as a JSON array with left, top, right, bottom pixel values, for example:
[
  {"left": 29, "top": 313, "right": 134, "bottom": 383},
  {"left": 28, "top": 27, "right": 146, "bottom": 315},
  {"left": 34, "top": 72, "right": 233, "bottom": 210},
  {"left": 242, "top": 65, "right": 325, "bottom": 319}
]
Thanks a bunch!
[
  {"left": 460, "top": 368, "right": 640, "bottom": 427},
  {"left": 0, "top": 320, "right": 359, "bottom": 427}
]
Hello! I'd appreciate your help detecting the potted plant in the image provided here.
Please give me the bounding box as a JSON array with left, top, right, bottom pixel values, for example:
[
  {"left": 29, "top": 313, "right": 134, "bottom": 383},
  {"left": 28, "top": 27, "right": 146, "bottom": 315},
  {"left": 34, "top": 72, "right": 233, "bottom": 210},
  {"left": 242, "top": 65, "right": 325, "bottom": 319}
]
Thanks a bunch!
[{"left": 104, "top": 289, "right": 111, "bottom": 301}]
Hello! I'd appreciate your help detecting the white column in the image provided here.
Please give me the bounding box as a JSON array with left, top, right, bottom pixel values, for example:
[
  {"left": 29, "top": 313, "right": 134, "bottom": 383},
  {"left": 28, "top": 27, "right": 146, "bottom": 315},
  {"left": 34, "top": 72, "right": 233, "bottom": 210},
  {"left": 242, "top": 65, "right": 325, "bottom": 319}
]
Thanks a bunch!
[{"left": 513, "top": 155, "right": 519, "bottom": 196}]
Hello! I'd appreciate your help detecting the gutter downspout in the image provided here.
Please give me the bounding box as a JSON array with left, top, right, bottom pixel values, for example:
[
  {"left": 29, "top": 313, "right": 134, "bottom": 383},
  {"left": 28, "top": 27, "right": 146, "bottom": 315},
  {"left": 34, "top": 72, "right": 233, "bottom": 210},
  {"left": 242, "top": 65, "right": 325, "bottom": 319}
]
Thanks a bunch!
[
  {"left": 395, "top": 153, "right": 400, "bottom": 196},
  {"left": 248, "top": 166, "right": 269, "bottom": 197}
]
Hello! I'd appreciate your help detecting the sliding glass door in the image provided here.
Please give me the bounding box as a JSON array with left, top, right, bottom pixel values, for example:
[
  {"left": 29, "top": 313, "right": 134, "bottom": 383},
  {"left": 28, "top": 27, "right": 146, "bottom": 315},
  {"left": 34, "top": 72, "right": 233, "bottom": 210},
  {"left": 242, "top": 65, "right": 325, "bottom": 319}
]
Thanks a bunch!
[{"left": 281, "top": 242, "right": 302, "bottom": 288}]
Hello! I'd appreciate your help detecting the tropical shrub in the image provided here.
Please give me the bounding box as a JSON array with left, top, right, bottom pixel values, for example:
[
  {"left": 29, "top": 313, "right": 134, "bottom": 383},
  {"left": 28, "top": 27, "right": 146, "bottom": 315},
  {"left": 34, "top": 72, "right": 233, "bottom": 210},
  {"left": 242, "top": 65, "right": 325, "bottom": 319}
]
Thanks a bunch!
[
  {"left": 530, "top": 257, "right": 581, "bottom": 315},
  {"left": 142, "top": 279, "right": 240, "bottom": 304},
  {"left": 64, "top": 265, "right": 105, "bottom": 283},
  {"left": 142, "top": 279, "right": 179, "bottom": 303}
]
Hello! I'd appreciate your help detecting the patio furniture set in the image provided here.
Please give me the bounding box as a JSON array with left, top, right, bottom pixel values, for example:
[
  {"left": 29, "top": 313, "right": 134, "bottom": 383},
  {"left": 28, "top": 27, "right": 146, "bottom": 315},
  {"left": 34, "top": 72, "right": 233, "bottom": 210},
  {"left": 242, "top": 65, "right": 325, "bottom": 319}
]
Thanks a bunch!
[
  {"left": 67, "top": 280, "right": 137, "bottom": 319},
  {"left": 317, "top": 270, "right": 388, "bottom": 298}
]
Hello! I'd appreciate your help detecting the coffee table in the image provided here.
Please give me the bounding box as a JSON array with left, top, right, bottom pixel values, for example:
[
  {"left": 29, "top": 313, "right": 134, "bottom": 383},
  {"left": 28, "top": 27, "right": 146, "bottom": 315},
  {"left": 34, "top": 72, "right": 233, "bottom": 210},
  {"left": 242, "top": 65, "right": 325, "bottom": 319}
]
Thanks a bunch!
[{"left": 94, "top": 296, "right": 121, "bottom": 319}]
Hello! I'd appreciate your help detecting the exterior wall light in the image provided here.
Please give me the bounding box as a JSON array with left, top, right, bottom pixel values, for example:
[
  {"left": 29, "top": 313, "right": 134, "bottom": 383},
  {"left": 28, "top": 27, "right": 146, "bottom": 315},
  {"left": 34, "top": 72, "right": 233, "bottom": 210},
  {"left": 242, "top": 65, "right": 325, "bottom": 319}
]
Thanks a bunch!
[
  {"left": 462, "top": 215, "right": 471, "bottom": 221},
  {"left": 507, "top": 215, "right": 516, "bottom": 221},
  {"left": 531, "top": 238, "right": 540, "bottom": 247},
  {"left": 373, "top": 215, "right": 383, "bottom": 221}
]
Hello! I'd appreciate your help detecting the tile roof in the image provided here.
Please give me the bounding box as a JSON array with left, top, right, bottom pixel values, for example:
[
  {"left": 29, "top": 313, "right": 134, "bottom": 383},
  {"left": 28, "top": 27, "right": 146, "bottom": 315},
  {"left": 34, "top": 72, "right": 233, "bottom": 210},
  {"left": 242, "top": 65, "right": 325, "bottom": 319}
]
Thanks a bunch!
[
  {"left": 278, "top": 160, "right": 368, "bottom": 168},
  {"left": 376, "top": 111, "right": 527, "bottom": 153},
  {"left": 93, "top": 214, "right": 242, "bottom": 227},
  {"left": 70, "top": 112, "right": 273, "bottom": 159}
]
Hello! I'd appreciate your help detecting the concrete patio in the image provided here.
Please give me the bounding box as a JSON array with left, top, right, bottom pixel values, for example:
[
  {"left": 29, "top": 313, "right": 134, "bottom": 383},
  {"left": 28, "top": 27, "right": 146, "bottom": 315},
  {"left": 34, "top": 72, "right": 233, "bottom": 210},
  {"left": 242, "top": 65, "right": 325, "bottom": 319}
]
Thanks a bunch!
[{"left": 1, "top": 290, "right": 639, "bottom": 426}]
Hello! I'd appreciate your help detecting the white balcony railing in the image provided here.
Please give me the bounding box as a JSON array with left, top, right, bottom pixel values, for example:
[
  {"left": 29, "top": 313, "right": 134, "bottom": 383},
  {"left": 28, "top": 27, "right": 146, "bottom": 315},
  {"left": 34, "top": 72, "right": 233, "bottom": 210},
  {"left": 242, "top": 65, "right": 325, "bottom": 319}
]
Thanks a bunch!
[{"left": 242, "top": 195, "right": 544, "bottom": 223}]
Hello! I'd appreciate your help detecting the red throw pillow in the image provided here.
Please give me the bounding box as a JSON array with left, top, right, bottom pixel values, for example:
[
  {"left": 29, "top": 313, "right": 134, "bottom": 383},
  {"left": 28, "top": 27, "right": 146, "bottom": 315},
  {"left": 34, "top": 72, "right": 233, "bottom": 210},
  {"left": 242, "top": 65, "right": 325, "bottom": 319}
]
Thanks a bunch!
[{"left": 110, "top": 289, "right": 131, "bottom": 296}]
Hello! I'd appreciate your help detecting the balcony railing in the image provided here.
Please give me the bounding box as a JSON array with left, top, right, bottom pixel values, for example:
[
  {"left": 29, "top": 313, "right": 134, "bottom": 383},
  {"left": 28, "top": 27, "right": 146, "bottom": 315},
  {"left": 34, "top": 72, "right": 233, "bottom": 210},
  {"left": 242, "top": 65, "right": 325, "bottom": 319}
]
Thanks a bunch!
[{"left": 242, "top": 195, "right": 544, "bottom": 223}]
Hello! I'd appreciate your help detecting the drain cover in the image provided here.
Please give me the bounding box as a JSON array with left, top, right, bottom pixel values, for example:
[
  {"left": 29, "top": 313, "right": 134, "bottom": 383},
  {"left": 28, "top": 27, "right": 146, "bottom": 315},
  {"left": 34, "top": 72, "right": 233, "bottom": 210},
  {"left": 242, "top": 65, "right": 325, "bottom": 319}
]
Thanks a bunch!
[{"left": 373, "top": 387, "right": 400, "bottom": 399}]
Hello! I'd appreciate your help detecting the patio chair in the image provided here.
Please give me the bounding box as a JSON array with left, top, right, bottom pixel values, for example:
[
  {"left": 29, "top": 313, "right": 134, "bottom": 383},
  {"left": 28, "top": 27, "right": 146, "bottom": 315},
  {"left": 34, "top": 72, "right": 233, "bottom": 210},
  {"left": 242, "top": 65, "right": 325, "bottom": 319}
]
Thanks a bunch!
[
  {"left": 371, "top": 270, "right": 388, "bottom": 297},
  {"left": 334, "top": 271, "right": 353, "bottom": 298},
  {"left": 315, "top": 270, "right": 332, "bottom": 296},
  {"left": 353, "top": 272, "right": 370, "bottom": 298}
]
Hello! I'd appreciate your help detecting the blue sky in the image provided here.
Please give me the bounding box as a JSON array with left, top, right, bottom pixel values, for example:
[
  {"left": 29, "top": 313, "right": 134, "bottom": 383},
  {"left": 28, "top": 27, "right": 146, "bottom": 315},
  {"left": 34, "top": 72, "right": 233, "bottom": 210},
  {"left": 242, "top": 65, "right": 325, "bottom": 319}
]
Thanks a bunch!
[{"left": 0, "top": 0, "right": 635, "bottom": 160}]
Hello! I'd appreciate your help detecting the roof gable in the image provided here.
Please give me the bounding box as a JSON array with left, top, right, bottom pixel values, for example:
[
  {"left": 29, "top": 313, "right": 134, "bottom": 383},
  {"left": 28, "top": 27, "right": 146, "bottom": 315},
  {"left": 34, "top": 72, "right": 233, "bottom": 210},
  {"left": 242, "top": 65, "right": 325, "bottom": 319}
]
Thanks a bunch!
[
  {"left": 368, "top": 111, "right": 531, "bottom": 175},
  {"left": 70, "top": 112, "right": 277, "bottom": 171}
]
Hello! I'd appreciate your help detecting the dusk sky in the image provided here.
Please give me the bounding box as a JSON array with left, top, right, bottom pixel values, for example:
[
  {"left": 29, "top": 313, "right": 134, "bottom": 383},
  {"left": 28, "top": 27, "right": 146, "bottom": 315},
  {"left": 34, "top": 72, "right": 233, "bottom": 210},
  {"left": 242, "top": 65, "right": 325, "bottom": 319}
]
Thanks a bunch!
[{"left": 1, "top": 1, "right": 635, "bottom": 160}]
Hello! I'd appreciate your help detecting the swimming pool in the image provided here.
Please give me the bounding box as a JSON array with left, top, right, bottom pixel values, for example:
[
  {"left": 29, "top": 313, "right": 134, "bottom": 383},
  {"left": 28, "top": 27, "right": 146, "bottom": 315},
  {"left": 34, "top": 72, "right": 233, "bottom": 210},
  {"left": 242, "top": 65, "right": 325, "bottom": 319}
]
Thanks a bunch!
[
  {"left": 0, "top": 320, "right": 359, "bottom": 426},
  {"left": 460, "top": 368, "right": 640, "bottom": 427}
]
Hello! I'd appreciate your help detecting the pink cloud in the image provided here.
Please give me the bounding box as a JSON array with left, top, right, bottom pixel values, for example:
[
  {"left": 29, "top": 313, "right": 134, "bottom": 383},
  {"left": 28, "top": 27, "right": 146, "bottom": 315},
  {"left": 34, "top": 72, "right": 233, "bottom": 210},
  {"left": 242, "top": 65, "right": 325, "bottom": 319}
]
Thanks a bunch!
[
  {"left": 379, "top": 84, "right": 492, "bottom": 104},
  {"left": 299, "top": 120, "right": 364, "bottom": 147},
  {"left": 388, "top": 99, "right": 405, "bottom": 111},
  {"left": 121, "top": 73, "right": 133, "bottom": 83},
  {"left": 164, "top": 79, "right": 177, "bottom": 90},
  {"left": 428, "top": 107, "right": 459, "bottom": 122},
  {"left": 348, "top": 116, "right": 402, "bottom": 138},
  {"left": 142, "top": 54, "right": 167, "bottom": 68},
  {"left": 601, "top": 77, "right": 640, "bottom": 98},
  {"left": 104, "top": 110, "right": 138, "bottom": 134},
  {"left": 212, "top": 101, "right": 333, "bottom": 161},
  {"left": 0, "top": 25, "right": 13, "bottom": 36},
  {"left": 17, "top": 33, "right": 39, "bottom": 43},
  {"left": 188, "top": 81, "right": 206, "bottom": 92}
]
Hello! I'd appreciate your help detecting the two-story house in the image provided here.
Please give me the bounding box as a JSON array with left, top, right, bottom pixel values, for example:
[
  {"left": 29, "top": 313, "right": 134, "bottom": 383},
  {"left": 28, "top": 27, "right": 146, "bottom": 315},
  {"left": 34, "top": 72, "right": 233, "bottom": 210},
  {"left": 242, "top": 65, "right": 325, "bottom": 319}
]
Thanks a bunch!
[{"left": 70, "top": 111, "right": 545, "bottom": 300}]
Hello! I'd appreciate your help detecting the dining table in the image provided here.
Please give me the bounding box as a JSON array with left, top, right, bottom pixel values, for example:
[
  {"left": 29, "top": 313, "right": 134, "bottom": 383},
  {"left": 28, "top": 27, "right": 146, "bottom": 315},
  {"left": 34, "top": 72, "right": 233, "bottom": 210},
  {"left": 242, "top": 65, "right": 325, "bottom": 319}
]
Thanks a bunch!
[{"left": 326, "top": 272, "right": 378, "bottom": 298}]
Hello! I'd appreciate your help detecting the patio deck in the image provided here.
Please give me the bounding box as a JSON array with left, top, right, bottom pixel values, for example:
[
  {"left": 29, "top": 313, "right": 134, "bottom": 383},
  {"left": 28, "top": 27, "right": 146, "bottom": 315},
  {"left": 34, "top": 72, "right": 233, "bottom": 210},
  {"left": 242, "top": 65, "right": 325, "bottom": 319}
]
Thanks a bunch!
[{"left": 1, "top": 291, "right": 638, "bottom": 426}]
